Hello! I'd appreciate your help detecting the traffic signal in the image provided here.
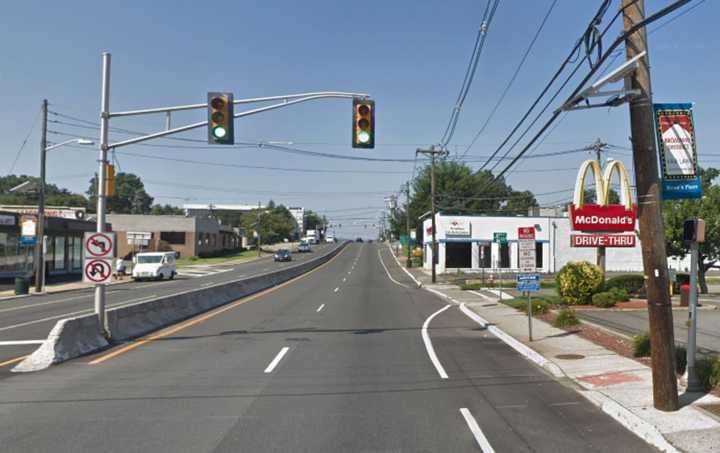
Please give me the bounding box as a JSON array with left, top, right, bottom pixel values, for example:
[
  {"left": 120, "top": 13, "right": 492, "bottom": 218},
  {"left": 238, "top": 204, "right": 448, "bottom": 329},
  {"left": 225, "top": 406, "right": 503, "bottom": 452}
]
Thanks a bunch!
[
  {"left": 352, "top": 98, "right": 374, "bottom": 148},
  {"left": 104, "top": 164, "right": 115, "bottom": 197},
  {"left": 683, "top": 218, "right": 706, "bottom": 243},
  {"left": 207, "top": 92, "right": 235, "bottom": 144}
]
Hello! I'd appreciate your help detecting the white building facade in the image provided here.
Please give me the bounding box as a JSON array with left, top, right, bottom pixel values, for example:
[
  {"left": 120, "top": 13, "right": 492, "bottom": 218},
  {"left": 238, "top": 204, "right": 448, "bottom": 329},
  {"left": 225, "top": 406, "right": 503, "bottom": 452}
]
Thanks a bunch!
[{"left": 422, "top": 214, "right": 660, "bottom": 274}]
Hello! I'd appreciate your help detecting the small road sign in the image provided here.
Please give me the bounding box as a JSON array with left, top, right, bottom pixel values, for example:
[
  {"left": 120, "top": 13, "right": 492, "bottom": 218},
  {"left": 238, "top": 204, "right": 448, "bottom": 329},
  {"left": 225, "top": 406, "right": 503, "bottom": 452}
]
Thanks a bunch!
[
  {"left": 83, "top": 258, "right": 113, "bottom": 284},
  {"left": 517, "top": 273, "right": 541, "bottom": 292},
  {"left": 518, "top": 226, "right": 536, "bottom": 272},
  {"left": 493, "top": 232, "right": 507, "bottom": 245},
  {"left": 84, "top": 232, "right": 115, "bottom": 259}
]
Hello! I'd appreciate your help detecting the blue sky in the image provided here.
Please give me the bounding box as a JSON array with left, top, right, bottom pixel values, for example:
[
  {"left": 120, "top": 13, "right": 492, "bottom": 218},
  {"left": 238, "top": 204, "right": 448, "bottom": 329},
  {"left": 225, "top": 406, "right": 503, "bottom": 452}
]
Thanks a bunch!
[{"left": 1, "top": 0, "right": 717, "bottom": 238}]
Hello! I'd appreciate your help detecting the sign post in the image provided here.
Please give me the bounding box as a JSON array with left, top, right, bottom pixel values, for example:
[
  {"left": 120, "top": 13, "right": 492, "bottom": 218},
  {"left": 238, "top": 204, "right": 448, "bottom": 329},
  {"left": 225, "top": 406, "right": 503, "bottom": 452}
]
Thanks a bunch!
[
  {"left": 517, "top": 274, "right": 541, "bottom": 341},
  {"left": 493, "top": 232, "right": 508, "bottom": 301},
  {"left": 518, "top": 227, "right": 538, "bottom": 341}
]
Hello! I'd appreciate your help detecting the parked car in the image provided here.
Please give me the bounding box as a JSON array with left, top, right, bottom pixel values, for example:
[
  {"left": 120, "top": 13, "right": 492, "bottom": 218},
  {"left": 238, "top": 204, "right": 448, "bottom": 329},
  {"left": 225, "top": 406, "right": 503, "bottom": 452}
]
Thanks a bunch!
[
  {"left": 132, "top": 252, "right": 177, "bottom": 281},
  {"left": 297, "top": 243, "right": 311, "bottom": 253},
  {"left": 356, "top": 237, "right": 364, "bottom": 243},
  {"left": 274, "top": 249, "right": 292, "bottom": 262}
]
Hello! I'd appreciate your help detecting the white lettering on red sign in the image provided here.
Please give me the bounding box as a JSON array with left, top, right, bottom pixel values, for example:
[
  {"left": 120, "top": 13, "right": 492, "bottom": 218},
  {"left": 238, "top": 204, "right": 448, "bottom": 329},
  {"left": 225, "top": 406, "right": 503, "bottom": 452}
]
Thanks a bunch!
[{"left": 570, "top": 234, "right": 636, "bottom": 248}]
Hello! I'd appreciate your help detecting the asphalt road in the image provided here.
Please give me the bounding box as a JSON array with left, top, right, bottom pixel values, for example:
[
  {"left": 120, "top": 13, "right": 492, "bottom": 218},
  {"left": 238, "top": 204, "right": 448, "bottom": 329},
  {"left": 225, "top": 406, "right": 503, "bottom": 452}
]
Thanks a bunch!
[
  {"left": 0, "top": 243, "right": 335, "bottom": 368},
  {"left": 0, "top": 243, "right": 655, "bottom": 452}
]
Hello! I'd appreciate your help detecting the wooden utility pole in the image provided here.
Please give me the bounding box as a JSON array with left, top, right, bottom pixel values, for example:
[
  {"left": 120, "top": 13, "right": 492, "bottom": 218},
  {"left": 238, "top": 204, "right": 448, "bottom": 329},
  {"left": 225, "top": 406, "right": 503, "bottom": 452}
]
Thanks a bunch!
[
  {"left": 405, "top": 181, "right": 412, "bottom": 267},
  {"left": 34, "top": 99, "right": 48, "bottom": 293},
  {"left": 416, "top": 146, "right": 448, "bottom": 283},
  {"left": 622, "top": 0, "right": 678, "bottom": 411},
  {"left": 256, "top": 201, "right": 262, "bottom": 257}
]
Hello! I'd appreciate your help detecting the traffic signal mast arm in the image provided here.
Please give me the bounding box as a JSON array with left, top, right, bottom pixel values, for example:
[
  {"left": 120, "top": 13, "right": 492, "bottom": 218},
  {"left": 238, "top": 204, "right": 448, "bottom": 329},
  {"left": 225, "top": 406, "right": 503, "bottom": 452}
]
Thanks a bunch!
[{"left": 106, "top": 91, "right": 370, "bottom": 150}]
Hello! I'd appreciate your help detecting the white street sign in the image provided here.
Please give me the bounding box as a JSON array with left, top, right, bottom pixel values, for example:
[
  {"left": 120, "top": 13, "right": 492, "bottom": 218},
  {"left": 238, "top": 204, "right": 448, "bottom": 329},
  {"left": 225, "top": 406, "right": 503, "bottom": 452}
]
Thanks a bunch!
[
  {"left": 518, "top": 226, "right": 536, "bottom": 272},
  {"left": 84, "top": 232, "right": 115, "bottom": 259},
  {"left": 83, "top": 258, "right": 113, "bottom": 284}
]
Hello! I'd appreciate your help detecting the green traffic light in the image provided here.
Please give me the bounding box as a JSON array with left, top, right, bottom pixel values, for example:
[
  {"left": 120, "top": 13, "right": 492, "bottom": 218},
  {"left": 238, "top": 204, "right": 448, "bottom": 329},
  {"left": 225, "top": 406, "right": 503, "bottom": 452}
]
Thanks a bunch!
[
  {"left": 213, "top": 126, "right": 227, "bottom": 139},
  {"left": 357, "top": 131, "right": 371, "bottom": 143}
]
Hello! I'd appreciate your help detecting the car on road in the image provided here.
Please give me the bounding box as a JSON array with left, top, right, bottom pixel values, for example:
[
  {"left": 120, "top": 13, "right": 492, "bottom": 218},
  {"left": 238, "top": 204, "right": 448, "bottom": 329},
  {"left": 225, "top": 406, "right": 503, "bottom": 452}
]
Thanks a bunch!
[
  {"left": 274, "top": 249, "right": 292, "bottom": 262},
  {"left": 132, "top": 252, "right": 177, "bottom": 281},
  {"left": 355, "top": 237, "right": 363, "bottom": 243},
  {"left": 297, "top": 242, "right": 311, "bottom": 253}
]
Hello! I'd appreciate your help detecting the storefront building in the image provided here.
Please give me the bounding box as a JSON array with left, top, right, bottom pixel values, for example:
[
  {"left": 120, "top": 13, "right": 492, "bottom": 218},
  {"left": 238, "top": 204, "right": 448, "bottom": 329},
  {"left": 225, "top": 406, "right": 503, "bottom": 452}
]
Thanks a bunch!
[{"left": 422, "top": 213, "right": 653, "bottom": 274}]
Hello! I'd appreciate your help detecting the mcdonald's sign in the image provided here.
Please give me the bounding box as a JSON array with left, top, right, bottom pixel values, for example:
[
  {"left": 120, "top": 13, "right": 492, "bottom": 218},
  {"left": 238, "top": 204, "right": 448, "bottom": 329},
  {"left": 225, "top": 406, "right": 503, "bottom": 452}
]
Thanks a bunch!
[{"left": 569, "top": 159, "right": 636, "bottom": 232}]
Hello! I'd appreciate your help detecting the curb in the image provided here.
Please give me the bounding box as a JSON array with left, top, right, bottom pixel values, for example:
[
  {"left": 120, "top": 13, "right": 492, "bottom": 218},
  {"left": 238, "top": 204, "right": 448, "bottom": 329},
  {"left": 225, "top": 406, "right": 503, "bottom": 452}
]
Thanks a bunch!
[{"left": 386, "top": 245, "right": 422, "bottom": 288}]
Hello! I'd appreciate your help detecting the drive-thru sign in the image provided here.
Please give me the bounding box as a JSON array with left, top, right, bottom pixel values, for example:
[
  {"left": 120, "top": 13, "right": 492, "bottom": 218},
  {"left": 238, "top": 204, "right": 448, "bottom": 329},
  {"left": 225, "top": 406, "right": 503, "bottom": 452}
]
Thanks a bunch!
[{"left": 83, "top": 232, "right": 115, "bottom": 284}]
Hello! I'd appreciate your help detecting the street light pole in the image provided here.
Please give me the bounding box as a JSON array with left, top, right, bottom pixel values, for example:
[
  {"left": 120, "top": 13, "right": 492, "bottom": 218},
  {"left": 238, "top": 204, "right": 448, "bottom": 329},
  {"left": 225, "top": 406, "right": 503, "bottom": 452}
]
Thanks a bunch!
[
  {"left": 34, "top": 99, "right": 48, "bottom": 293},
  {"left": 96, "top": 51, "right": 111, "bottom": 336}
]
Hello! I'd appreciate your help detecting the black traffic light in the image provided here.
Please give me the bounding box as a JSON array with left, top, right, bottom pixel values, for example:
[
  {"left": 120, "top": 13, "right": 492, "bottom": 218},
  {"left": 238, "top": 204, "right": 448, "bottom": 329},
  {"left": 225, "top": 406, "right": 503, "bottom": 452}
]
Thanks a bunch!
[
  {"left": 352, "top": 98, "right": 374, "bottom": 148},
  {"left": 683, "top": 218, "right": 706, "bottom": 243},
  {"left": 207, "top": 92, "right": 234, "bottom": 144}
]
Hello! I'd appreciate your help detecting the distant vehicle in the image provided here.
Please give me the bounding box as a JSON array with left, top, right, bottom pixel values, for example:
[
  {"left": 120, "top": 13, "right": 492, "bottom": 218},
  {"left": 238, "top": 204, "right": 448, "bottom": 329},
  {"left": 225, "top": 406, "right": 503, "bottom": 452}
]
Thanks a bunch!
[
  {"left": 306, "top": 229, "right": 319, "bottom": 244},
  {"left": 325, "top": 235, "right": 336, "bottom": 243},
  {"left": 132, "top": 252, "right": 176, "bottom": 281},
  {"left": 274, "top": 249, "right": 292, "bottom": 262},
  {"left": 356, "top": 237, "right": 364, "bottom": 243},
  {"left": 297, "top": 243, "right": 311, "bottom": 253}
]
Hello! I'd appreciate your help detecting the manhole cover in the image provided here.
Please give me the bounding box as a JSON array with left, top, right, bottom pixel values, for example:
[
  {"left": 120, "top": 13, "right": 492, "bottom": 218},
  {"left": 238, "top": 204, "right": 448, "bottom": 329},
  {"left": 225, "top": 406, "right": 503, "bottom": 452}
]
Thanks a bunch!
[{"left": 555, "top": 354, "right": 585, "bottom": 360}]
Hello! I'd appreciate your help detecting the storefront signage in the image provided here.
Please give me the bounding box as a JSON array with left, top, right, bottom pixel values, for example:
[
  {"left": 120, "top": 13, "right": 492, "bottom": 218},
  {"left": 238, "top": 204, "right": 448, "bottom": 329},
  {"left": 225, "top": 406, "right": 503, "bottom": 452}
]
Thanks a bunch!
[
  {"left": 446, "top": 218, "right": 470, "bottom": 236},
  {"left": 570, "top": 159, "right": 636, "bottom": 233},
  {"left": 654, "top": 103, "right": 702, "bottom": 199},
  {"left": 571, "top": 234, "right": 636, "bottom": 248},
  {"left": 20, "top": 215, "right": 37, "bottom": 245},
  {"left": 0, "top": 206, "right": 85, "bottom": 220}
]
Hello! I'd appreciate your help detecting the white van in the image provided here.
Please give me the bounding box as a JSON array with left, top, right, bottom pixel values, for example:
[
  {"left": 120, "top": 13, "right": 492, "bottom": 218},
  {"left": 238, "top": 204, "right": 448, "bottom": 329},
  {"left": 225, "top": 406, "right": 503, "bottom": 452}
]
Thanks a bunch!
[{"left": 132, "top": 252, "right": 177, "bottom": 281}]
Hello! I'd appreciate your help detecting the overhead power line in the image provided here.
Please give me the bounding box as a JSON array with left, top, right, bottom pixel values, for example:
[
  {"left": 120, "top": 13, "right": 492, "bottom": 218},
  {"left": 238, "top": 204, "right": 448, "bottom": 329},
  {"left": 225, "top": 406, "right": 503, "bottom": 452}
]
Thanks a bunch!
[{"left": 8, "top": 107, "right": 42, "bottom": 174}]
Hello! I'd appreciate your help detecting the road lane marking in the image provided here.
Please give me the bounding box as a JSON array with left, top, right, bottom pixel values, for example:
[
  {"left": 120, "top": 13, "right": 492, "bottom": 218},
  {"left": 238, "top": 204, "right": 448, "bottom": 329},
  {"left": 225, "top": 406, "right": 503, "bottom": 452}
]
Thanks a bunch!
[
  {"left": 422, "top": 305, "right": 451, "bottom": 379},
  {"left": 0, "top": 294, "right": 158, "bottom": 333},
  {"left": 89, "top": 246, "right": 347, "bottom": 364},
  {"left": 334, "top": 287, "right": 339, "bottom": 293},
  {"left": 0, "top": 340, "right": 45, "bottom": 346},
  {"left": 342, "top": 277, "right": 346, "bottom": 282},
  {"left": 200, "top": 282, "right": 215, "bottom": 287},
  {"left": 264, "top": 347, "right": 290, "bottom": 373},
  {"left": 0, "top": 355, "right": 27, "bottom": 368},
  {"left": 459, "top": 408, "right": 496, "bottom": 453},
  {"left": 377, "top": 250, "right": 408, "bottom": 288},
  {"left": 316, "top": 304, "right": 325, "bottom": 312},
  {"left": 0, "top": 293, "right": 93, "bottom": 314}
]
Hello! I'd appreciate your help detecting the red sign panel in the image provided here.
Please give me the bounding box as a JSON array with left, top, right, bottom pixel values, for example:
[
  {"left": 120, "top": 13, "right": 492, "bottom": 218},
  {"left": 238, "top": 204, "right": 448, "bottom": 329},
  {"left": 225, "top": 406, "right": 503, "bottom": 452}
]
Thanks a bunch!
[
  {"left": 517, "top": 226, "right": 535, "bottom": 240},
  {"left": 571, "top": 234, "right": 636, "bottom": 248},
  {"left": 570, "top": 204, "right": 636, "bottom": 232}
]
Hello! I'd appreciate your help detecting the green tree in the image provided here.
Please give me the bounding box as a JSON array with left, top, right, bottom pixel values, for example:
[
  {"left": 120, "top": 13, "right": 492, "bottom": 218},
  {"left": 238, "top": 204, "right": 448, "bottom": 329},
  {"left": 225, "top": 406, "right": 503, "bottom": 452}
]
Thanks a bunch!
[
  {"left": 0, "top": 174, "right": 87, "bottom": 207},
  {"left": 150, "top": 204, "right": 184, "bottom": 215},
  {"left": 87, "top": 172, "right": 154, "bottom": 214},
  {"left": 241, "top": 204, "right": 296, "bottom": 245},
  {"left": 664, "top": 168, "right": 720, "bottom": 293},
  {"left": 583, "top": 188, "right": 621, "bottom": 205},
  {"left": 305, "top": 210, "right": 325, "bottom": 230}
]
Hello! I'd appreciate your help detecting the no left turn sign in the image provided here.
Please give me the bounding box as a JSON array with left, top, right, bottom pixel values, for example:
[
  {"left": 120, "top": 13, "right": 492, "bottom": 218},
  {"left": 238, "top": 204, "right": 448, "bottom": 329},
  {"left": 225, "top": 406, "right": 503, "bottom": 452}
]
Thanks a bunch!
[
  {"left": 83, "top": 259, "right": 113, "bottom": 284},
  {"left": 84, "top": 232, "right": 115, "bottom": 258}
]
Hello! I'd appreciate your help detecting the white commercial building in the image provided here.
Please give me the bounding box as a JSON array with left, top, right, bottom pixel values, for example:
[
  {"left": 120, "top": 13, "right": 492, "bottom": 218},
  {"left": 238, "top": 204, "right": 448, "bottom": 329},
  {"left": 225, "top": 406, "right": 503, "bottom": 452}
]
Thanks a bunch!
[{"left": 421, "top": 213, "right": 676, "bottom": 274}]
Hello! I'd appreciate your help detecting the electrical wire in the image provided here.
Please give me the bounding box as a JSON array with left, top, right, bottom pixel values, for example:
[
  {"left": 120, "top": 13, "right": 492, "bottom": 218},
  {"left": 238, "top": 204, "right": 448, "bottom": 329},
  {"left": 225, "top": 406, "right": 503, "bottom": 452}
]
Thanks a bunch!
[
  {"left": 458, "top": 0, "right": 558, "bottom": 160},
  {"left": 8, "top": 108, "right": 41, "bottom": 174}
]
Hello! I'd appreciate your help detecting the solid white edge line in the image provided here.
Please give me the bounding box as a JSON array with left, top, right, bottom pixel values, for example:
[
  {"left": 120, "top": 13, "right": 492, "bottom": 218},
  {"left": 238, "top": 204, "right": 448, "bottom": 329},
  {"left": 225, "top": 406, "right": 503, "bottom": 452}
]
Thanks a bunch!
[
  {"left": 334, "top": 287, "right": 339, "bottom": 293},
  {"left": 0, "top": 340, "right": 45, "bottom": 346},
  {"left": 264, "top": 346, "right": 290, "bottom": 373},
  {"left": 377, "top": 250, "right": 408, "bottom": 288},
  {"left": 459, "top": 408, "right": 496, "bottom": 453},
  {"left": 422, "top": 304, "right": 451, "bottom": 379},
  {"left": 386, "top": 243, "right": 422, "bottom": 287},
  {"left": 316, "top": 304, "right": 325, "bottom": 312}
]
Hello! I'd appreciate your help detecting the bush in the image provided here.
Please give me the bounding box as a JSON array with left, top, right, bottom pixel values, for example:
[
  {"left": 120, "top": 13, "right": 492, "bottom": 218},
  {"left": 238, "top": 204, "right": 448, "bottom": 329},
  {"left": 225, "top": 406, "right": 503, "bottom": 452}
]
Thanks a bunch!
[
  {"left": 697, "top": 356, "right": 720, "bottom": 391},
  {"left": 503, "top": 298, "right": 550, "bottom": 315},
  {"left": 607, "top": 287, "right": 630, "bottom": 302},
  {"left": 604, "top": 274, "right": 645, "bottom": 295},
  {"left": 633, "top": 332, "right": 651, "bottom": 357},
  {"left": 553, "top": 308, "right": 580, "bottom": 328},
  {"left": 592, "top": 291, "right": 617, "bottom": 308},
  {"left": 557, "top": 261, "right": 604, "bottom": 305}
]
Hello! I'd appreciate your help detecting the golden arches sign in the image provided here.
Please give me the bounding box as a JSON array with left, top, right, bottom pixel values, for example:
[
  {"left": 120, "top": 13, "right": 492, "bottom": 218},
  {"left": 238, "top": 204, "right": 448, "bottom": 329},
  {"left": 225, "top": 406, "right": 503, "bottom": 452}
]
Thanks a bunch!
[{"left": 572, "top": 159, "right": 633, "bottom": 210}]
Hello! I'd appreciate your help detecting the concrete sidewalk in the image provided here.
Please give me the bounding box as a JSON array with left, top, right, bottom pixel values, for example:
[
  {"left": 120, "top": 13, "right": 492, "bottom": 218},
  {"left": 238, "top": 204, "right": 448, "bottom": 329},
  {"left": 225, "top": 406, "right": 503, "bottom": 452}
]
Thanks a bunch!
[{"left": 403, "top": 264, "right": 720, "bottom": 453}]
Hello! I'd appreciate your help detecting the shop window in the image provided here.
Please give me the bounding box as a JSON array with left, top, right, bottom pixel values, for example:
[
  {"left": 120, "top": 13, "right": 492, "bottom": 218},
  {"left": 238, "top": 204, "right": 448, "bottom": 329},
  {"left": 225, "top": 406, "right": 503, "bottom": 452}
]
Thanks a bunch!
[
  {"left": 73, "top": 236, "right": 83, "bottom": 269},
  {"left": 54, "top": 236, "right": 66, "bottom": 271},
  {"left": 536, "top": 242, "right": 544, "bottom": 269},
  {"left": 479, "top": 245, "right": 491, "bottom": 268},
  {"left": 499, "top": 243, "right": 510, "bottom": 268},
  {"left": 446, "top": 242, "right": 471, "bottom": 268},
  {"left": 160, "top": 231, "right": 185, "bottom": 245}
]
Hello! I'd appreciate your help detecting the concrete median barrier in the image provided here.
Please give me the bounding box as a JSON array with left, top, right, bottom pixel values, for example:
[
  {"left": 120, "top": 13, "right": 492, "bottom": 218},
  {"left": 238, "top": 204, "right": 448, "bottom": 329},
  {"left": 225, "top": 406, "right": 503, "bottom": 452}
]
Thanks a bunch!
[{"left": 14, "top": 243, "right": 346, "bottom": 372}]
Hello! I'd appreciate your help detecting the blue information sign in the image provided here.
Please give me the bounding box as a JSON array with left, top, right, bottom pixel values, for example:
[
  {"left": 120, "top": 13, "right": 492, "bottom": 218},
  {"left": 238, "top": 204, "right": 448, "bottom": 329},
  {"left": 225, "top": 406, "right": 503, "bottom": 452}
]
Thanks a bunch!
[{"left": 516, "top": 273, "right": 541, "bottom": 292}]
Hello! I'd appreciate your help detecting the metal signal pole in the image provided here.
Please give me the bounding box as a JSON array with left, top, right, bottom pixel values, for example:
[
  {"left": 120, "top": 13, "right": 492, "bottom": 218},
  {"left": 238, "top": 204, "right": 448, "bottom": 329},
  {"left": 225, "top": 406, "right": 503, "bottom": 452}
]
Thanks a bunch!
[
  {"left": 95, "top": 52, "right": 111, "bottom": 336},
  {"left": 416, "top": 146, "right": 448, "bottom": 283},
  {"left": 622, "top": 0, "right": 678, "bottom": 411}
]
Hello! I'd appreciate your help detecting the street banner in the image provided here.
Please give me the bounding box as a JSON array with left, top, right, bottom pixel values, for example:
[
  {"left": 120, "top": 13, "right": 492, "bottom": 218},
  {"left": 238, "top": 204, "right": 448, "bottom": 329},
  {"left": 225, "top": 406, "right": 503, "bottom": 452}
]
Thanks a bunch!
[{"left": 653, "top": 103, "right": 702, "bottom": 200}]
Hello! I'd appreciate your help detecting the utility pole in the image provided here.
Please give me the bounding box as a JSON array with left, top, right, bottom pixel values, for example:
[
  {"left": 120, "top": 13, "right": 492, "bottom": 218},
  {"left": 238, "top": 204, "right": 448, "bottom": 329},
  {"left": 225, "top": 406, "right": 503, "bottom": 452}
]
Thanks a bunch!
[
  {"left": 622, "top": 0, "right": 678, "bottom": 411},
  {"left": 592, "top": 138, "right": 609, "bottom": 277},
  {"left": 34, "top": 99, "right": 48, "bottom": 293},
  {"left": 405, "top": 181, "right": 412, "bottom": 267},
  {"left": 256, "top": 201, "right": 261, "bottom": 257},
  {"left": 416, "top": 146, "right": 448, "bottom": 283}
]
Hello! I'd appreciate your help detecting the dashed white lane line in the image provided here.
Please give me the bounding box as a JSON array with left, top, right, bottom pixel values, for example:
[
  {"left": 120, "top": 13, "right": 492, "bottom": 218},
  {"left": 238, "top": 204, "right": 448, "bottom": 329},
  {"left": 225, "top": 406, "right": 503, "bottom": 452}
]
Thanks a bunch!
[
  {"left": 0, "top": 340, "right": 45, "bottom": 346},
  {"left": 316, "top": 304, "right": 325, "bottom": 313},
  {"left": 459, "top": 408, "right": 496, "bottom": 453},
  {"left": 342, "top": 277, "right": 347, "bottom": 282},
  {"left": 334, "top": 287, "right": 339, "bottom": 293},
  {"left": 200, "top": 282, "right": 215, "bottom": 287},
  {"left": 264, "top": 347, "right": 290, "bottom": 373},
  {"left": 422, "top": 304, "right": 451, "bottom": 379}
]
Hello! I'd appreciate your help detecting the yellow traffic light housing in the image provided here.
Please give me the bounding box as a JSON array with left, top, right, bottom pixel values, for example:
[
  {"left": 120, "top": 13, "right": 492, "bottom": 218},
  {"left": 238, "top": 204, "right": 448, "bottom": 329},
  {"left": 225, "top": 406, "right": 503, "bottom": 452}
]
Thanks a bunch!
[
  {"left": 352, "top": 98, "right": 374, "bottom": 149},
  {"left": 208, "top": 92, "right": 235, "bottom": 144},
  {"left": 104, "top": 164, "right": 116, "bottom": 197}
]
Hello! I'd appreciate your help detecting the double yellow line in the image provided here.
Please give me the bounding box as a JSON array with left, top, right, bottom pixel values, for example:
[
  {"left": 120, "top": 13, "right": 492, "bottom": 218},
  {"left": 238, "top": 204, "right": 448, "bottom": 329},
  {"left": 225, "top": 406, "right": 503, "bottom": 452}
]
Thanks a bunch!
[{"left": 89, "top": 246, "right": 347, "bottom": 365}]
